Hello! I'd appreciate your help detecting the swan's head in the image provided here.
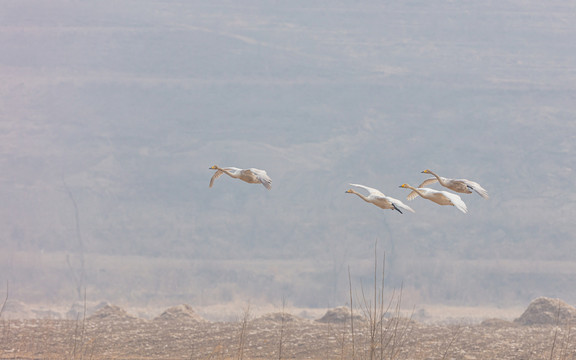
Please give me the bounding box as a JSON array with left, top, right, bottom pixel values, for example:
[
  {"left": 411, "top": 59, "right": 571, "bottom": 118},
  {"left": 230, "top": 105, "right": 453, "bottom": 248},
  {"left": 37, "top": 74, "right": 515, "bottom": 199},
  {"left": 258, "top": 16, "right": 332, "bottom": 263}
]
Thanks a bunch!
[
  {"left": 345, "top": 189, "right": 354, "bottom": 194},
  {"left": 209, "top": 165, "right": 218, "bottom": 170},
  {"left": 421, "top": 169, "right": 431, "bottom": 174},
  {"left": 399, "top": 184, "right": 409, "bottom": 188}
]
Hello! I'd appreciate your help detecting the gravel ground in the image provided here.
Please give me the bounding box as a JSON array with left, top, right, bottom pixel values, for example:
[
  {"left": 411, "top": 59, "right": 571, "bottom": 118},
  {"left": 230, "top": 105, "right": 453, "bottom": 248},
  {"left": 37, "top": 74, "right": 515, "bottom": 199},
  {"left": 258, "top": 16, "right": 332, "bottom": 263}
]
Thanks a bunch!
[{"left": 1, "top": 303, "right": 575, "bottom": 360}]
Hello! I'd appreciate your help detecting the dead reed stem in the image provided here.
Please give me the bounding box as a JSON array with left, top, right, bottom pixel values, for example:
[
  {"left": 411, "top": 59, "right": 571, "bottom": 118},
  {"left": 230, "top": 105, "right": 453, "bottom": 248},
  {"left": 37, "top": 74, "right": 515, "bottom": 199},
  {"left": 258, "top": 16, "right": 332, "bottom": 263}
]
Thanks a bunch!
[
  {"left": 236, "top": 304, "right": 251, "bottom": 360},
  {"left": 0, "top": 281, "right": 8, "bottom": 318}
]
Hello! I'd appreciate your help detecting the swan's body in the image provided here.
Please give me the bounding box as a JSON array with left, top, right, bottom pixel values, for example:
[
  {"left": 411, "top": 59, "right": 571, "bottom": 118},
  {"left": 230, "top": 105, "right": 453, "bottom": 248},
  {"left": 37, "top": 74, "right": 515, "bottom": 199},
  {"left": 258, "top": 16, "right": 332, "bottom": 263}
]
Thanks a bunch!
[
  {"left": 408, "top": 169, "right": 489, "bottom": 199},
  {"left": 400, "top": 183, "right": 468, "bottom": 213},
  {"left": 209, "top": 165, "right": 272, "bottom": 190},
  {"left": 346, "top": 184, "right": 415, "bottom": 214}
]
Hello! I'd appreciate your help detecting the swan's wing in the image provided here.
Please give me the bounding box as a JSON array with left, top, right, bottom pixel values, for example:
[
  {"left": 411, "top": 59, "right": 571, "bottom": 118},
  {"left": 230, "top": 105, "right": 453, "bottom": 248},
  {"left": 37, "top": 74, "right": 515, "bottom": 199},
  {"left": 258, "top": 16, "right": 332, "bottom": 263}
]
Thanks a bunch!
[
  {"left": 387, "top": 196, "right": 416, "bottom": 213},
  {"left": 349, "top": 184, "right": 386, "bottom": 197},
  {"left": 209, "top": 167, "right": 241, "bottom": 187},
  {"left": 407, "top": 178, "right": 442, "bottom": 199},
  {"left": 442, "top": 191, "right": 468, "bottom": 213},
  {"left": 418, "top": 178, "right": 439, "bottom": 187},
  {"left": 250, "top": 168, "right": 272, "bottom": 190},
  {"left": 406, "top": 189, "right": 421, "bottom": 201},
  {"left": 209, "top": 170, "right": 225, "bottom": 188},
  {"left": 459, "top": 179, "right": 489, "bottom": 199}
]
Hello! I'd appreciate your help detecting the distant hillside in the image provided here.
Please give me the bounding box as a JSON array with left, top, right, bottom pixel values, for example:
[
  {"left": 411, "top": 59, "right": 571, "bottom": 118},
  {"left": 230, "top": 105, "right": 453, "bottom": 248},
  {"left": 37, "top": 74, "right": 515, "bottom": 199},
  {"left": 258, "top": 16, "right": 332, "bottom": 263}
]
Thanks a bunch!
[{"left": 1, "top": 0, "right": 575, "bottom": 309}]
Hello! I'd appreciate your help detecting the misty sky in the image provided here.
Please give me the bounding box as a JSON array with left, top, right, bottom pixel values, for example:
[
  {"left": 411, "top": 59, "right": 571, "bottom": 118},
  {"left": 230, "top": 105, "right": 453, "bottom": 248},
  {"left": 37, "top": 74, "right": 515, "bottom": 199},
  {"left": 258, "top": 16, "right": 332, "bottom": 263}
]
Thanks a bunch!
[{"left": 1, "top": 0, "right": 576, "bottom": 312}]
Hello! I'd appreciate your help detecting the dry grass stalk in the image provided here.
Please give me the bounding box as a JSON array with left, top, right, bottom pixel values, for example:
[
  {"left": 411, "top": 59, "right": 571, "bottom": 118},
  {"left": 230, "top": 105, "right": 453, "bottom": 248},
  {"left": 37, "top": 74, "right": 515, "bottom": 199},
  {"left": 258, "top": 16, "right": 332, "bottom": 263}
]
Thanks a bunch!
[
  {"left": 549, "top": 298, "right": 575, "bottom": 360},
  {"left": 0, "top": 281, "right": 8, "bottom": 319},
  {"left": 351, "top": 243, "right": 414, "bottom": 360},
  {"left": 348, "top": 266, "right": 355, "bottom": 359},
  {"left": 549, "top": 300, "right": 562, "bottom": 360},
  {"left": 68, "top": 289, "right": 100, "bottom": 360},
  {"left": 0, "top": 281, "right": 9, "bottom": 355},
  {"left": 236, "top": 304, "right": 251, "bottom": 360},
  {"left": 440, "top": 324, "right": 462, "bottom": 360},
  {"left": 278, "top": 297, "right": 287, "bottom": 360}
]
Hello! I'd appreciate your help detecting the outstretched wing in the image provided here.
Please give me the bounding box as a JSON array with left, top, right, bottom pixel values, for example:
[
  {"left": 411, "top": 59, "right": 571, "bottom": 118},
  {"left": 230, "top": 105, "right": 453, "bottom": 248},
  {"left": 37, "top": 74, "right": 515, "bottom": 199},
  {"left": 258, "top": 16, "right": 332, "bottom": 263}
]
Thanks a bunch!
[
  {"left": 209, "top": 167, "right": 244, "bottom": 188},
  {"left": 418, "top": 178, "right": 439, "bottom": 188},
  {"left": 442, "top": 191, "right": 468, "bottom": 213},
  {"left": 387, "top": 197, "right": 416, "bottom": 213},
  {"left": 407, "top": 178, "right": 440, "bottom": 200},
  {"left": 349, "top": 183, "right": 386, "bottom": 198},
  {"left": 406, "top": 189, "right": 422, "bottom": 201},
  {"left": 209, "top": 170, "right": 225, "bottom": 188},
  {"left": 459, "top": 179, "right": 489, "bottom": 199},
  {"left": 250, "top": 168, "right": 272, "bottom": 190}
]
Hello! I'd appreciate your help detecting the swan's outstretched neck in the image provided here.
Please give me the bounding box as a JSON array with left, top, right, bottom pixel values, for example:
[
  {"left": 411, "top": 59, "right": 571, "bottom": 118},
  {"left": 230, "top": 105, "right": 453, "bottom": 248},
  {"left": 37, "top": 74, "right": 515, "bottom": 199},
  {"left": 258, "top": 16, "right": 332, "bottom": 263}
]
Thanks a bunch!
[
  {"left": 423, "top": 169, "right": 441, "bottom": 181},
  {"left": 210, "top": 165, "right": 234, "bottom": 177},
  {"left": 346, "top": 189, "right": 370, "bottom": 203},
  {"left": 400, "top": 183, "right": 426, "bottom": 199}
]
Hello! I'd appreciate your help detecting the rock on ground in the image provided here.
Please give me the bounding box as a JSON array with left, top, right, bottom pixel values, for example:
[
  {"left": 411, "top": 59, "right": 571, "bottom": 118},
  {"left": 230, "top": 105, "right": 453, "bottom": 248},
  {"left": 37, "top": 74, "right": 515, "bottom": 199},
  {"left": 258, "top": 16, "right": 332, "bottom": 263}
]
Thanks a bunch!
[
  {"left": 514, "top": 297, "right": 576, "bottom": 325},
  {"left": 153, "top": 304, "right": 206, "bottom": 323},
  {"left": 316, "top": 306, "right": 366, "bottom": 324}
]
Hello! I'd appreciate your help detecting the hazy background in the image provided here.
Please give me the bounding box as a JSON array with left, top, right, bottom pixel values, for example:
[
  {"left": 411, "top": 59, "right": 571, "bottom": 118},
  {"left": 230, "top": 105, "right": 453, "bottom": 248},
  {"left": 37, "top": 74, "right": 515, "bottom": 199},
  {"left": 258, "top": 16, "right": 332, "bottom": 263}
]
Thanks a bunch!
[{"left": 1, "top": 0, "right": 575, "bottom": 317}]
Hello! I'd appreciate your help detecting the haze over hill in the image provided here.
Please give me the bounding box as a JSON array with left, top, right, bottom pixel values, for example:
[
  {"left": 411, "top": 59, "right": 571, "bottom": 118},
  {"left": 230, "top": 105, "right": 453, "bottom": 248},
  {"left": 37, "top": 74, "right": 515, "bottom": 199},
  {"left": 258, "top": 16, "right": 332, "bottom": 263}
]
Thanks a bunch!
[{"left": 1, "top": 0, "right": 575, "bottom": 314}]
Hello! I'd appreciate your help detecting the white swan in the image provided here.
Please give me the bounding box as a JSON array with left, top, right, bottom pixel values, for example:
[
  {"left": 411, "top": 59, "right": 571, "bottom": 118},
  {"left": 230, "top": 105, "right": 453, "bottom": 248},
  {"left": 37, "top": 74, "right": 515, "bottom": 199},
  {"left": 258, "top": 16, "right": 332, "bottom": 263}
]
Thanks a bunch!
[
  {"left": 346, "top": 184, "right": 415, "bottom": 214},
  {"left": 408, "top": 169, "right": 489, "bottom": 199},
  {"left": 209, "top": 165, "right": 272, "bottom": 190},
  {"left": 399, "top": 183, "right": 468, "bottom": 213}
]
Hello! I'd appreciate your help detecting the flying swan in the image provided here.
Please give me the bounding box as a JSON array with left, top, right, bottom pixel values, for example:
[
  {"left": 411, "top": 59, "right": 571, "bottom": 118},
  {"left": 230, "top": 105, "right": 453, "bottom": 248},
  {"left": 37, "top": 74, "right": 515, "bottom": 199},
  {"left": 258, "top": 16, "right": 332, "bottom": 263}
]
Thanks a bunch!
[
  {"left": 408, "top": 169, "right": 489, "bottom": 199},
  {"left": 346, "top": 184, "right": 415, "bottom": 214},
  {"left": 399, "top": 183, "right": 468, "bottom": 213},
  {"left": 209, "top": 165, "right": 272, "bottom": 190}
]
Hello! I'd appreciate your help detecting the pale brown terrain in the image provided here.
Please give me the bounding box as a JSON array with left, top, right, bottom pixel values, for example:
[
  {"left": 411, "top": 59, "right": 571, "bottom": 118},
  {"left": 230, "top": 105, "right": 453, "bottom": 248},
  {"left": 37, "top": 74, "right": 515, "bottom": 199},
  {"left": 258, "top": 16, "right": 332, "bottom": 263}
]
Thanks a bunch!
[{"left": 1, "top": 298, "right": 576, "bottom": 360}]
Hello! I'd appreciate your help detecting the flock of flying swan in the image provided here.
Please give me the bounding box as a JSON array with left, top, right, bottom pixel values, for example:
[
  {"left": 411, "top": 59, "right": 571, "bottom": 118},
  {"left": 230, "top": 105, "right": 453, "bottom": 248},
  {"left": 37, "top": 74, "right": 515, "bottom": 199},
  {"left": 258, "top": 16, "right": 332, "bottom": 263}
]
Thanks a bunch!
[{"left": 208, "top": 165, "right": 488, "bottom": 214}]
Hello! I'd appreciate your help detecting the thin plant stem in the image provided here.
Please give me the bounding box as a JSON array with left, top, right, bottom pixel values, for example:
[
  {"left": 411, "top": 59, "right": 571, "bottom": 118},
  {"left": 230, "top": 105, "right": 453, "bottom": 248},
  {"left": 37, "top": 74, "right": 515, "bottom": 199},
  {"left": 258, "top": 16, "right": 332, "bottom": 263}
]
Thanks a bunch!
[
  {"left": 0, "top": 281, "right": 8, "bottom": 318},
  {"left": 549, "top": 299, "right": 562, "bottom": 360},
  {"left": 441, "top": 325, "right": 462, "bottom": 360},
  {"left": 278, "top": 297, "right": 287, "bottom": 360},
  {"left": 237, "top": 304, "right": 251, "bottom": 360},
  {"left": 348, "top": 266, "right": 355, "bottom": 360}
]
